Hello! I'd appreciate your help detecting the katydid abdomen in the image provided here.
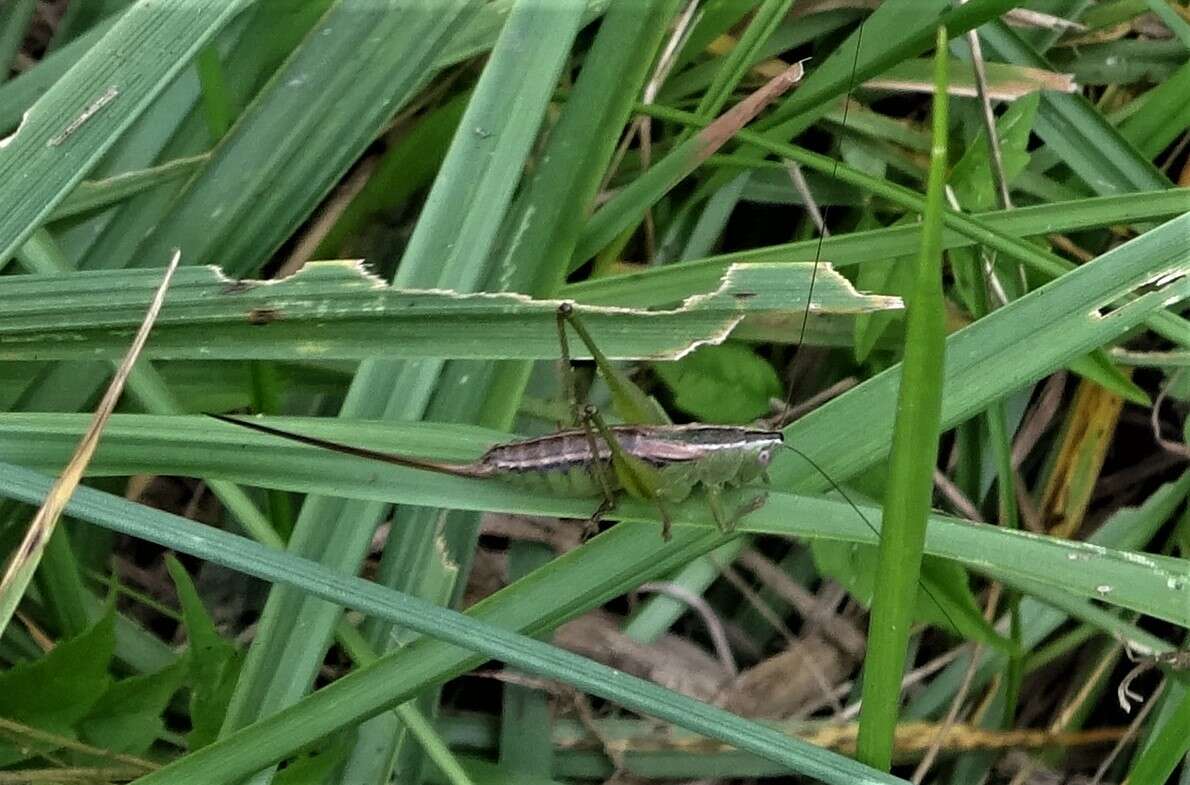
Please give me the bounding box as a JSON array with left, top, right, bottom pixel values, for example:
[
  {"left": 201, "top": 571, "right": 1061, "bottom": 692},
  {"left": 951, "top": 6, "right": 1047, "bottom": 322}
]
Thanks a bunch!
[{"left": 481, "top": 424, "right": 781, "bottom": 503}]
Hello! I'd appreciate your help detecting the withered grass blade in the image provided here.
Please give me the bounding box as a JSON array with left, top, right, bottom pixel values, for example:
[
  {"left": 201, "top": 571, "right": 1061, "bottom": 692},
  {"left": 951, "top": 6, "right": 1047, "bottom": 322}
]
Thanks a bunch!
[{"left": 0, "top": 249, "right": 181, "bottom": 636}]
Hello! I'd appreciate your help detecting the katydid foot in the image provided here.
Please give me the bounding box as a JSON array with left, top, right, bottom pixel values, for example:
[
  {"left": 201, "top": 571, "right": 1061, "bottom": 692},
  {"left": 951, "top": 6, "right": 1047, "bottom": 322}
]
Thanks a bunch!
[{"left": 708, "top": 488, "right": 769, "bottom": 533}]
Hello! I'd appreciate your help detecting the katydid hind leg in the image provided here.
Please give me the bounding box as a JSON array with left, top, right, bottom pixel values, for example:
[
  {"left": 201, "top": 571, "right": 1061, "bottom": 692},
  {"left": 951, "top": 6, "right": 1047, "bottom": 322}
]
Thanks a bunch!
[
  {"left": 555, "top": 304, "right": 669, "bottom": 540},
  {"left": 581, "top": 403, "right": 675, "bottom": 541},
  {"left": 554, "top": 304, "right": 585, "bottom": 430},
  {"left": 582, "top": 494, "right": 617, "bottom": 540},
  {"left": 557, "top": 302, "right": 665, "bottom": 427},
  {"left": 578, "top": 408, "right": 620, "bottom": 521}
]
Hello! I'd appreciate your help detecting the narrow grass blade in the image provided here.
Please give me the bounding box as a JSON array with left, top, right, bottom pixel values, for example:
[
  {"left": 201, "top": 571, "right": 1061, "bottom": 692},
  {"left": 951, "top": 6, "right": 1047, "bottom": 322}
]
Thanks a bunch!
[
  {"left": 0, "top": 15, "right": 116, "bottom": 132},
  {"left": 563, "top": 189, "right": 1190, "bottom": 308},
  {"left": 1121, "top": 683, "right": 1190, "bottom": 785},
  {"left": 856, "top": 28, "right": 948, "bottom": 770},
  {"left": 47, "top": 154, "right": 208, "bottom": 222},
  {"left": 0, "top": 0, "right": 37, "bottom": 88},
  {"left": 128, "top": 2, "right": 480, "bottom": 277},
  {"left": 977, "top": 21, "right": 1169, "bottom": 194},
  {"left": 0, "top": 250, "right": 178, "bottom": 636},
  {"left": 693, "top": 0, "right": 795, "bottom": 121},
  {"left": 397, "top": 0, "right": 585, "bottom": 288},
  {"left": 7, "top": 415, "right": 1185, "bottom": 625}
]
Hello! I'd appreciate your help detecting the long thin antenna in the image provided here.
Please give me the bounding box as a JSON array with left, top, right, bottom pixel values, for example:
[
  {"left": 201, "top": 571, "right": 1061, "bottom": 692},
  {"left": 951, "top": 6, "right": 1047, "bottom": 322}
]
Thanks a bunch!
[
  {"left": 776, "top": 22, "right": 967, "bottom": 639},
  {"left": 782, "top": 21, "right": 867, "bottom": 419},
  {"left": 779, "top": 443, "right": 966, "bottom": 638},
  {"left": 206, "top": 413, "right": 480, "bottom": 479}
]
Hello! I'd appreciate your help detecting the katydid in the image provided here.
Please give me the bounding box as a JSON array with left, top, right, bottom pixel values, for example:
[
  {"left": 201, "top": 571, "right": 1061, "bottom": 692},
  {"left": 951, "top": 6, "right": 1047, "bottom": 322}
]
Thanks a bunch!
[{"left": 210, "top": 302, "right": 787, "bottom": 540}]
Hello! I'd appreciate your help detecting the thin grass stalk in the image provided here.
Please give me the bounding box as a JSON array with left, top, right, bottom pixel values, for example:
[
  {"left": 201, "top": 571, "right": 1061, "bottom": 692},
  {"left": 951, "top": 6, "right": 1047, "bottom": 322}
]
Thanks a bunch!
[{"left": 856, "top": 25, "right": 949, "bottom": 770}]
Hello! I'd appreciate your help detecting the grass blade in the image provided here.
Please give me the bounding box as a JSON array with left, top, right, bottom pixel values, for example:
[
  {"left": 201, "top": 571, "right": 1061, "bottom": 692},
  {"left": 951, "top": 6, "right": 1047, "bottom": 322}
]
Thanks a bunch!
[
  {"left": 0, "top": 462, "right": 908, "bottom": 785},
  {"left": 575, "top": 60, "right": 805, "bottom": 264},
  {"left": 855, "top": 28, "right": 949, "bottom": 769}
]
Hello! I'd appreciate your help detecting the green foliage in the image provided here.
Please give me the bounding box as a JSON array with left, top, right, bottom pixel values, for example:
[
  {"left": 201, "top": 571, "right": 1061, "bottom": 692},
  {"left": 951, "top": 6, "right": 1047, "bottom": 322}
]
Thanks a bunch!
[
  {"left": 652, "top": 342, "right": 781, "bottom": 423},
  {"left": 811, "top": 540, "right": 1011, "bottom": 651},
  {"left": 0, "top": 3, "right": 1187, "bottom": 785},
  {"left": 0, "top": 611, "right": 115, "bottom": 764},
  {"left": 79, "top": 656, "right": 188, "bottom": 756},
  {"left": 857, "top": 30, "right": 951, "bottom": 767},
  {"left": 164, "top": 555, "right": 242, "bottom": 751}
]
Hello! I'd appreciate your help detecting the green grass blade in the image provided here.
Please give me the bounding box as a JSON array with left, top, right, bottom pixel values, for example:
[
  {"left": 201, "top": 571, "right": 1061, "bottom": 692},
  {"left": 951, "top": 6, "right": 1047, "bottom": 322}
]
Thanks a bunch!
[
  {"left": 776, "top": 215, "right": 1189, "bottom": 471},
  {"left": 398, "top": 0, "right": 585, "bottom": 289},
  {"left": 695, "top": 0, "right": 794, "bottom": 121},
  {"left": 1122, "top": 683, "right": 1190, "bottom": 785},
  {"left": 348, "top": 3, "right": 590, "bottom": 779},
  {"left": 47, "top": 154, "right": 207, "bottom": 222},
  {"left": 575, "top": 61, "right": 805, "bottom": 265},
  {"left": 0, "top": 14, "right": 117, "bottom": 131},
  {"left": 475, "top": 0, "right": 686, "bottom": 462},
  {"left": 7, "top": 414, "right": 1186, "bottom": 626},
  {"left": 563, "top": 189, "right": 1190, "bottom": 307},
  {"left": 0, "top": 261, "right": 897, "bottom": 362},
  {"left": 758, "top": 0, "right": 1019, "bottom": 136},
  {"left": 129, "top": 3, "right": 480, "bottom": 277},
  {"left": 977, "top": 21, "right": 1170, "bottom": 194},
  {"left": 0, "top": 251, "right": 176, "bottom": 638},
  {"left": 0, "top": 0, "right": 248, "bottom": 263},
  {"left": 855, "top": 28, "right": 949, "bottom": 768},
  {"left": 0, "top": 0, "right": 37, "bottom": 88},
  {"left": 1118, "top": 59, "right": 1190, "bottom": 157},
  {"left": 63, "top": 1, "right": 328, "bottom": 275},
  {"left": 209, "top": 1, "right": 488, "bottom": 760}
]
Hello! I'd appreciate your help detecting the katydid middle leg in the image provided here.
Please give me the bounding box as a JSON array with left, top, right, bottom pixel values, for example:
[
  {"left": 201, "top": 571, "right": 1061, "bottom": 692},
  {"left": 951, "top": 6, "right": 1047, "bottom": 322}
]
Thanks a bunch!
[{"left": 706, "top": 486, "right": 769, "bottom": 533}]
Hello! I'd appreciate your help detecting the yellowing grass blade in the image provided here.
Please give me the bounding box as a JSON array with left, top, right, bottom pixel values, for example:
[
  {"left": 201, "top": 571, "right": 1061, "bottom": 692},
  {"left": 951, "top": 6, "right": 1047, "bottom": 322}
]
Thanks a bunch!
[{"left": 0, "top": 249, "right": 181, "bottom": 636}]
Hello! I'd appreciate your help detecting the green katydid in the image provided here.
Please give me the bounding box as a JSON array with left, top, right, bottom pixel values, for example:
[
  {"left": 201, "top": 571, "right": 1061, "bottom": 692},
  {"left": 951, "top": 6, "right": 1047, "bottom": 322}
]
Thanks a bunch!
[{"left": 210, "top": 300, "right": 795, "bottom": 541}]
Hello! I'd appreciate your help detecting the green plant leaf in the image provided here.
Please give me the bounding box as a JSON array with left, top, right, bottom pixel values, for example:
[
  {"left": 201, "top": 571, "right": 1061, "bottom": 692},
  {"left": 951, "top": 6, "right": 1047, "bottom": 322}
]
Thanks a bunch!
[
  {"left": 79, "top": 657, "right": 188, "bottom": 755},
  {"left": 652, "top": 342, "right": 782, "bottom": 423},
  {"left": 856, "top": 29, "right": 950, "bottom": 768},
  {"left": 164, "top": 555, "right": 242, "bottom": 751},
  {"left": 0, "top": 609, "right": 115, "bottom": 763},
  {"left": 0, "top": 261, "right": 901, "bottom": 362},
  {"left": 811, "top": 540, "right": 1010, "bottom": 650}
]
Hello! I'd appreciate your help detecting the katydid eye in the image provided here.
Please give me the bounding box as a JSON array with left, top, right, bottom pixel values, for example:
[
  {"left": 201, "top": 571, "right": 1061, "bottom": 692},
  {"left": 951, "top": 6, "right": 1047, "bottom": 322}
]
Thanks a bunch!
[{"left": 757, "top": 447, "right": 773, "bottom": 466}]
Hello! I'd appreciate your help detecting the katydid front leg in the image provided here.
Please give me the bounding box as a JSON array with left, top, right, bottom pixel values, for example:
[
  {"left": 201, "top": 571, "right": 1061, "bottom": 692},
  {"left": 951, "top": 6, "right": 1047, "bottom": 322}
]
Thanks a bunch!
[{"left": 555, "top": 305, "right": 619, "bottom": 522}]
